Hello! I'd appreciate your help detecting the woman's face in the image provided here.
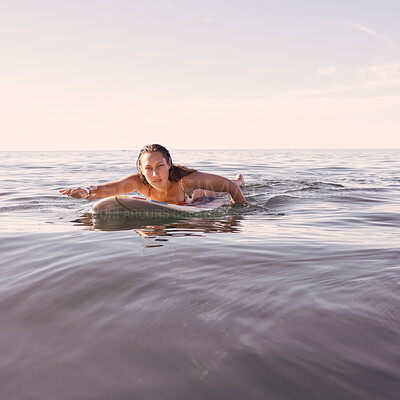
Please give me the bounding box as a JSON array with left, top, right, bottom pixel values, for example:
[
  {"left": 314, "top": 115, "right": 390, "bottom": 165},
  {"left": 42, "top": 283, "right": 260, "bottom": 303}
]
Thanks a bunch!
[{"left": 140, "top": 151, "right": 171, "bottom": 189}]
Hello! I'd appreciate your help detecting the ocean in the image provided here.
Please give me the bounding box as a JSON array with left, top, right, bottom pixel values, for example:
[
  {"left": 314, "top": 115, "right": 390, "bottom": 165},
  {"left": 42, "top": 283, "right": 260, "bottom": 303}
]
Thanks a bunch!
[{"left": 0, "top": 149, "right": 399, "bottom": 400}]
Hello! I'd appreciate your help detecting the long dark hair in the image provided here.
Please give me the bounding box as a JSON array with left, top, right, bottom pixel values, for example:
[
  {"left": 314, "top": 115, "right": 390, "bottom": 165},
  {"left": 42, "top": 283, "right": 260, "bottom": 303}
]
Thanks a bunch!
[{"left": 136, "top": 144, "right": 196, "bottom": 186}]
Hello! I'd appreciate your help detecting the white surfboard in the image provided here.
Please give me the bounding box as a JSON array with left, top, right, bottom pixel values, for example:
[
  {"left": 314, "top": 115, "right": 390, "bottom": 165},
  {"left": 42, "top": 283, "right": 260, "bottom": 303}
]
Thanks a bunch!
[{"left": 90, "top": 196, "right": 227, "bottom": 216}]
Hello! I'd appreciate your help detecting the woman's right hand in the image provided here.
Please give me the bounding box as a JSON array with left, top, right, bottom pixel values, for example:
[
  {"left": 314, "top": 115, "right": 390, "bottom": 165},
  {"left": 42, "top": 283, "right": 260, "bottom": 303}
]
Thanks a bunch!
[{"left": 59, "top": 188, "right": 88, "bottom": 199}]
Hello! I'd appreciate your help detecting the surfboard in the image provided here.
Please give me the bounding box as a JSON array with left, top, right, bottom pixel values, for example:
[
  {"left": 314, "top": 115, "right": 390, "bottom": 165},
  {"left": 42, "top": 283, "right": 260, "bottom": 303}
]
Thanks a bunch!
[{"left": 90, "top": 196, "right": 226, "bottom": 216}]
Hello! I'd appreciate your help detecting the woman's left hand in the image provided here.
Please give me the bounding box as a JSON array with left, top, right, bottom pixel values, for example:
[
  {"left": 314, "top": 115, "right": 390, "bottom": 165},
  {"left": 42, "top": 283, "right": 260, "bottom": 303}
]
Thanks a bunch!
[{"left": 59, "top": 188, "right": 88, "bottom": 199}]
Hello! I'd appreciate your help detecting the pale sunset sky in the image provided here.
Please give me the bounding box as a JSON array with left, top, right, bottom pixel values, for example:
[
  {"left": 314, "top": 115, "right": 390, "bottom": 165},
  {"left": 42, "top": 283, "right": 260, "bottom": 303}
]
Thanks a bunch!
[{"left": 1, "top": 0, "right": 400, "bottom": 150}]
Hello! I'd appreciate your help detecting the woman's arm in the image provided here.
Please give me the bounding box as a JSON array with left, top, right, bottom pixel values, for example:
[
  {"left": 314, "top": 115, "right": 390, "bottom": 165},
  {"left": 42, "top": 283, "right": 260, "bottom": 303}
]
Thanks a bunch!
[
  {"left": 184, "top": 171, "right": 246, "bottom": 204},
  {"left": 59, "top": 173, "right": 144, "bottom": 200}
]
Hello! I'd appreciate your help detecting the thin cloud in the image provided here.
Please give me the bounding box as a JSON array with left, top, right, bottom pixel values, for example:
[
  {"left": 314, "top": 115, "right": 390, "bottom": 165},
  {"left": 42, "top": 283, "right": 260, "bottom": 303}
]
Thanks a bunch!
[
  {"left": 366, "top": 61, "right": 400, "bottom": 78},
  {"left": 315, "top": 59, "right": 400, "bottom": 95},
  {"left": 348, "top": 22, "right": 396, "bottom": 49},
  {"left": 317, "top": 23, "right": 399, "bottom": 91},
  {"left": 317, "top": 66, "right": 339, "bottom": 78},
  {"left": 355, "top": 60, "right": 400, "bottom": 89}
]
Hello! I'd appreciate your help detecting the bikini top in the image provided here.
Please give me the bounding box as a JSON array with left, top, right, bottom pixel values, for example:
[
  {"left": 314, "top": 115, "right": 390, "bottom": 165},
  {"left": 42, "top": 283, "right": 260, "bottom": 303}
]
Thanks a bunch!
[{"left": 147, "top": 180, "right": 194, "bottom": 204}]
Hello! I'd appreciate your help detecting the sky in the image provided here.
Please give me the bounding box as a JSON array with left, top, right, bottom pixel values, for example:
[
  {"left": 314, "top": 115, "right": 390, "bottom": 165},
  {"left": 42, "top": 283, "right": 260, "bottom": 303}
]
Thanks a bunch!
[{"left": 1, "top": 0, "right": 400, "bottom": 151}]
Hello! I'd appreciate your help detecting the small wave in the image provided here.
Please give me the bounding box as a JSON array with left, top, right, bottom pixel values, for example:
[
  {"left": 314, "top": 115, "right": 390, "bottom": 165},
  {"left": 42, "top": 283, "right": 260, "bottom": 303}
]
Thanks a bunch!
[
  {"left": 358, "top": 212, "right": 400, "bottom": 227},
  {"left": 0, "top": 195, "right": 78, "bottom": 213},
  {"left": 265, "top": 194, "right": 298, "bottom": 207},
  {"left": 246, "top": 180, "right": 345, "bottom": 194},
  {"left": 0, "top": 191, "right": 17, "bottom": 197},
  {"left": 23, "top": 165, "right": 56, "bottom": 170},
  {"left": 298, "top": 182, "right": 345, "bottom": 191},
  {"left": 243, "top": 182, "right": 276, "bottom": 190},
  {"left": 327, "top": 195, "right": 384, "bottom": 204},
  {"left": 329, "top": 187, "right": 383, "bottom": 193}
]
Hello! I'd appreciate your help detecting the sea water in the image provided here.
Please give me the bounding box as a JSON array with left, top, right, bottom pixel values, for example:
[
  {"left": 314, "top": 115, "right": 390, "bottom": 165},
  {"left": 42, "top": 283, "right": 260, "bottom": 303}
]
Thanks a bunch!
[{"left": 0, "top": 149, "right": 399, "bottom": 400}]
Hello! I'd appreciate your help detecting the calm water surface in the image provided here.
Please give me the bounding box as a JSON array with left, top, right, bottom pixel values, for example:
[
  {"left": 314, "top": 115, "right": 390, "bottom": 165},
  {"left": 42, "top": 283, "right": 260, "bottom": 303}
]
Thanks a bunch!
[{"left": 0, "top": 149, "right": 399, "bottom": 400}]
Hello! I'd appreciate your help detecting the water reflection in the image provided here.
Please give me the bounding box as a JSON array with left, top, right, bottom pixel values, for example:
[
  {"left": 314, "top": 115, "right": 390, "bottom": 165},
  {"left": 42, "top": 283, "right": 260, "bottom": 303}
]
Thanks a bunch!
[{"left": 72, "top": 213, "right": 243, "bottom": 241}]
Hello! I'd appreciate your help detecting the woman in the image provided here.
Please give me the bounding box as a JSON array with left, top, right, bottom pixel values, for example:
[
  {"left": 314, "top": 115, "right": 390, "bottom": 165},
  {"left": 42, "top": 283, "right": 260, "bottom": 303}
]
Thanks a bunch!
[{"left": 60, "top": 144, "right": 246, "bottom": 204}]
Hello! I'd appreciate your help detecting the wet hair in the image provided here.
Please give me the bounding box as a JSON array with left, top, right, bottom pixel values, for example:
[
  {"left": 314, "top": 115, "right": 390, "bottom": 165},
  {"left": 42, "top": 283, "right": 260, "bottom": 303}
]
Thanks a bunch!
[{"left": 136, "top": 144, "right": 197, "bottom": 186}]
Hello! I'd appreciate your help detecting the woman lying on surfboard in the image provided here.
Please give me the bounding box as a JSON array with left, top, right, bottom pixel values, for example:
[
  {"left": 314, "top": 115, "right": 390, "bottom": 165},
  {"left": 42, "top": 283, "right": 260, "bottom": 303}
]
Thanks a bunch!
[{"left": 60, "top": 144, "right": 246, "bottom": 205}]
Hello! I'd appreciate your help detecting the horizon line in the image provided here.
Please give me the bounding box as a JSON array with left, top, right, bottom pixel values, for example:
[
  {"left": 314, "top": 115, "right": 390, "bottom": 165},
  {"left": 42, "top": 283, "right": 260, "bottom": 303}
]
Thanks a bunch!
[{"left": 1, "top": 147, "right": 399, "bottom": 153}]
